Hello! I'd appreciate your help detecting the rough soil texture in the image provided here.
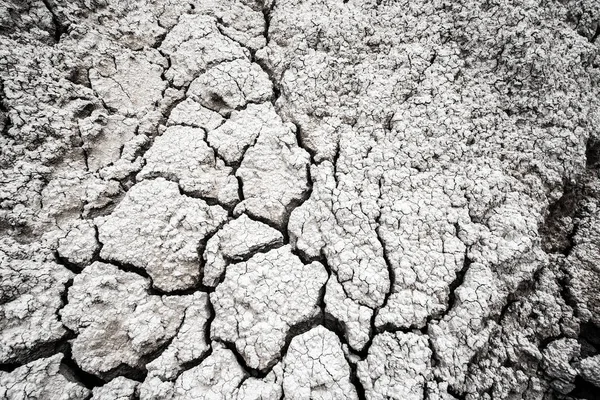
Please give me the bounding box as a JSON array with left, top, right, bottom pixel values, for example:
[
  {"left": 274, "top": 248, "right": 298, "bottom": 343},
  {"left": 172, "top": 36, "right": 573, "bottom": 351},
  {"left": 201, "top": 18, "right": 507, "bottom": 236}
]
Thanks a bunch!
[{"left": 1, "top": 0, "right": 600, "bottom": 399}]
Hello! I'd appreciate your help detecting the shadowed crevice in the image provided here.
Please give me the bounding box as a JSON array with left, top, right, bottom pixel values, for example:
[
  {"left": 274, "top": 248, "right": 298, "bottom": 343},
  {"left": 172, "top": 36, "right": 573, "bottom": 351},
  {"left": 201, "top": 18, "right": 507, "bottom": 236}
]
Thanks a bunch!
[{"left": 41, "top": 0, "right": 69, "bottom": 43}]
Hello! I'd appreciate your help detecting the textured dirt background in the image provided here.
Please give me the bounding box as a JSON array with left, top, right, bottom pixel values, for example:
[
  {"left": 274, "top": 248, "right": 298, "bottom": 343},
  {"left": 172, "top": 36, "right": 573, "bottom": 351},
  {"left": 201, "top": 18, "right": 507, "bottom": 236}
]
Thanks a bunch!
[{"left": 1, "top": 0, "right": 600, "bottom": 399}]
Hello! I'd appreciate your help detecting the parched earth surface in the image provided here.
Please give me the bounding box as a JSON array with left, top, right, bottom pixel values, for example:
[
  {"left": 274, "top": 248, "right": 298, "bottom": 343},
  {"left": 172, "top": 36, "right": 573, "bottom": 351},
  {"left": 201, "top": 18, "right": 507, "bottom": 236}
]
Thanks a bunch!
[{"left": 1, "top": 0, "right": 600, "bottom": 399}]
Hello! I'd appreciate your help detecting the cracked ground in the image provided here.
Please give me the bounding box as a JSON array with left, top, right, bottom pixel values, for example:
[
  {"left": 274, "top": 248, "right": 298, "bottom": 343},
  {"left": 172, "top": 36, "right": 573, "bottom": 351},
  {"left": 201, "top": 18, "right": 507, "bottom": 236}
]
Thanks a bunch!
[{"left": 1, "top": 0, "right": 600, "bottom": 399}]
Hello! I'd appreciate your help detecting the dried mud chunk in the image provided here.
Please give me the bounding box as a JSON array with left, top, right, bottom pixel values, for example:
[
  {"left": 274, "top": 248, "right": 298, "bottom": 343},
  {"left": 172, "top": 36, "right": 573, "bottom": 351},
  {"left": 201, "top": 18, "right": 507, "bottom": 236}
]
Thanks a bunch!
[
  {"left": 146, "top": 292, "right": 212, "bottom": 380},
  {"left": 428, "top": 262, "right": 503, "bottom": 389},
  {"left": 60, "top": 261, "right": 187, "bottom": 378},
  {"left": 172, "top": 343, "right": 246, "bottom": 400},
  {"left": 202, "top": 213, "right": 283, "bottom": 287},
  {"left": 41, "top": 173, "right": 122, "bottom": 220},
  {"left": 188, "top": 59, "right": 272, "bottom": 114},
  {"left": 235, "top": 367, "right": 284, "bottom": 400},
  {"left": 292, "top": 163, "right": 390, "bottom": 307},
  {"left": 159, "top": 14, "right": 247, "bottom": 87},
  {"left": 138, "top": 375, "right": 175, "bottom": 400},
  {"left": 542, "top": 338, "right": 580, "bottom": 394},
  {"left": 57, "top": 219, "right": 99, "bottom": 268},
  {"left": 0, "top": 258, "right": 72, "bottom": 364},
  {"left": 78, "top": 112, "right": 138, "bottom": 172},
  {"left": 211, "top": 245, "right": 327, "bottom": 370},
  {"left": 208, "top": 103, "right": 282, "bottom": 165},
  {"left": 96, "top": 178, "right": 228, "bottom": 292},
  {"left": 324, "top": 276, "right": 372, "bottom": 351},
  {"left": 357, "top": 332, "right": 432, "bottom": 400},
  {"left": 579, "top": 355, "right": 600, "bottom": 387},
  {"left": 190, "top": 0, "right": 267, "bottom": 51},
  {"left": 234, "top": 112, "right": 310, "bottom": 228},
  {"left": 89, "top": 51, "right": 167, "bottom": 117},
  {"left": 167, "top": 98, "right": 224, "bottom": 130},
  {"left": 92, "top": 377, "right": 139, "bottom": 400},
  {"left": 0, "top": 354, "right": 90, "bottom": 400},
  {"left": 375, "top": 169, "right": 469, "bottom": 329},
  {"left": 282, "top": 326, "right": 358, "bottom": 400},
  {"left": 137, "top": 126, "right": 239, "bottom": 207}
]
